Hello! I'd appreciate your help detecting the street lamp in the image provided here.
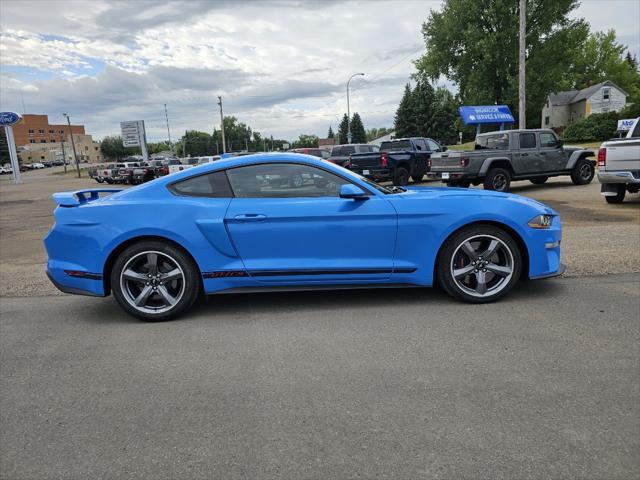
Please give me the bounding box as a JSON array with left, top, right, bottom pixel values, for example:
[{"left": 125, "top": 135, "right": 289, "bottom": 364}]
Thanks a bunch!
[
  {"left": 63, "top": 113, "right": 81, "bottom": 178},
  {"left": 346, "top": 73, "right": 365, "bottom": 144}
]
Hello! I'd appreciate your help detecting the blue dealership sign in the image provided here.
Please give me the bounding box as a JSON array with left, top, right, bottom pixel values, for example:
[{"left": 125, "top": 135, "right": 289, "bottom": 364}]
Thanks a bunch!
[
  {"left": 458, "top": 105, "right": 514, "bottom": 125},
  {"left": 0, "top": 111, "right": 21, "bottom": 126}
]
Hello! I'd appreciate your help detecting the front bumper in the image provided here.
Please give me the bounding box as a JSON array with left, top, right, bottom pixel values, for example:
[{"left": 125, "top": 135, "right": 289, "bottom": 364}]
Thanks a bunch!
[
  {"left": 529, "top": 263, "right": 566, "bottom": 280},
  {"left": 597, "top": 170, "right": 640, "bottom": 184}
]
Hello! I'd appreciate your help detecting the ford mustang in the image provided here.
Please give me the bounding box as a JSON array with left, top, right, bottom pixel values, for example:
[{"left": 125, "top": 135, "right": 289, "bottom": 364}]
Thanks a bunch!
[{"left": 44, "top": 153, "right": 564, "bottom": 321}]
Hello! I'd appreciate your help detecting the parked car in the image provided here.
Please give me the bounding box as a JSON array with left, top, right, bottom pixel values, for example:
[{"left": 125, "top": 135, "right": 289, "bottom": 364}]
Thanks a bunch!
[
  {"left": 597, "top": 117, "right": 640, "bottom": 204},
  {"left": 31, "top": 163, "right": 46, "bottom": 169},
  {"left": 349, "top": 138, "right": 443, "bottom": 185},
  {"left": 289, "top": 148, "right": 330, "bottom": 159},
  {"left": 0, "top": 166, "right": 12, "bottom": 175},
  {"left": 44, "top": 152, "right": 564, "bottom": 321},
  {"left": 19, "top": 164, "right": 32, "bottom": 172},
  {"left": 327, "top": 144, "right": 378, "bottom": 168},
  {"left": 114, "top": 162, "right": 142, "bottom": 184},
  {"left": 91, "top": 162, "right": 138, "bottom": 184},
  {"left": 428, "top": 129, "right": 596, "bottom": 191}
]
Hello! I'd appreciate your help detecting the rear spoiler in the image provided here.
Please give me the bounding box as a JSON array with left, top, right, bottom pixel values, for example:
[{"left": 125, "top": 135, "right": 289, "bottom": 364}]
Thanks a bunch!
[{"left": 52, "top": 189, "right": 121, "bottom": 207}]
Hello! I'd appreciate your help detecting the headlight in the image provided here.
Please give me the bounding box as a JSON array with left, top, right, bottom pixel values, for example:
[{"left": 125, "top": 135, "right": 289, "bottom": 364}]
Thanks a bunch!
[{"left": 528, "top": 214, "right": 554, "bottom": 229}]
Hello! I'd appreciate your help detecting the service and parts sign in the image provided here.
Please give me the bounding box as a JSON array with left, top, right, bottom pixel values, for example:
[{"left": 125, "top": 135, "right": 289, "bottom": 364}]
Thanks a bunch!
[
  {"left": 617, "top": 119, "right": 635, "bottom": 131},
  {"left": 120, "top": 120, "right": 145, "bottom": 147},
  {"left": 0, "top": 111, "right": 21, "bottom": 126},
  {"left": 458, "top": 105, "right": 515, "bottom": 125}
]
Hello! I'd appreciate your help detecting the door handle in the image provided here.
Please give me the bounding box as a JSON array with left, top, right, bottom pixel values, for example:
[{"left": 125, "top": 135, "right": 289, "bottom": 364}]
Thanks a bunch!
[{"left": 234, "top": 214, "right": 267, "bottom": 221}]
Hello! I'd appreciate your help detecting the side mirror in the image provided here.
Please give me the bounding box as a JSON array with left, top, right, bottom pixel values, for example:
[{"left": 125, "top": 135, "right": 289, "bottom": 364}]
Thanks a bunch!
[
  {"left": 339, "top": 184, "right": 368, "bottom": 200},
  {"left": 556, "top": 139, "right": 564, "bottom": 148},
  {"left": 442, "top": 146, "right": 448, "bottom": 152}
]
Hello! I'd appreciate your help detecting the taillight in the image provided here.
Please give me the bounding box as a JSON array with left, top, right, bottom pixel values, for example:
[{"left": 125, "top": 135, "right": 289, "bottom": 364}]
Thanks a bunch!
[
  {"left": 142, "top": 169, "right": 148, "bottom": 174},
  {"left": 597, "top": 148, "right": 606, "bottom": 167},
  {"left": 427, "top": 159, "right": 432, "bottom": 168},
  {"left": 460, "top": 156, "right": 469, "bottom": 167},
  {"left": 381, "top": 152, "right": 388, "bottom": 167}
]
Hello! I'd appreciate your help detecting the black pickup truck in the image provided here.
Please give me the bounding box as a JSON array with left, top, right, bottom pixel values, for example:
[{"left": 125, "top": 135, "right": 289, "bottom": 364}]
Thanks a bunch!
[{"left": 349, "top": 137, "right": 445, "bottom": 185}]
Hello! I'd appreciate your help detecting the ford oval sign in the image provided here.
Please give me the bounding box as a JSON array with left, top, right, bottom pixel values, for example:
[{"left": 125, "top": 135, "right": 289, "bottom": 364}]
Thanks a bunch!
[{"left": 0, "top": 112, "right": 21, "bottom": 126}]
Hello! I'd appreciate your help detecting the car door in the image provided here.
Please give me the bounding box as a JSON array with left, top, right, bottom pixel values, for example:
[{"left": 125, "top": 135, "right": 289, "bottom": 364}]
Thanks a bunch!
[
  {"left": 538, "top": 132, "right": 565, "bottom": 171},
  {"left": 515, "top": 132, "right": 540, "bottom": 173},
  {"left": 224, "top": 162, "right": 398, "bottom": 283}
]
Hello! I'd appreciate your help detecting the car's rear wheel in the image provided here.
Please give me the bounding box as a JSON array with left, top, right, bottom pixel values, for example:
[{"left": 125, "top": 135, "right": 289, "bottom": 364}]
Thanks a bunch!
[
  {"left": 530, "top": 176, "right": 548, "bottom": 185},
  {"left": 604, "top": 184, "right": 626, "bottom": 204},
  {"left": 437, "top": 225, "right": 522, "bottom": 303},
  {"left": 111, "top": 241, "right": 201, "bottom": 321},
  {"left": 393, "top": 167, "right": 409, "bottom": 186},
  {"left": 570, "top": 159, "right": 594, "bottom": 185},
  {"left": 483, "top": 168, "right": 511, "bottom": 192}
]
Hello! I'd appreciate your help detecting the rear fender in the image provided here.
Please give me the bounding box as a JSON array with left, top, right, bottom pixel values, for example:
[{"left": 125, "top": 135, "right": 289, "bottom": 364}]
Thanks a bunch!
[{"left": 478, "top": 157, "right": 512, "bottom": 176}]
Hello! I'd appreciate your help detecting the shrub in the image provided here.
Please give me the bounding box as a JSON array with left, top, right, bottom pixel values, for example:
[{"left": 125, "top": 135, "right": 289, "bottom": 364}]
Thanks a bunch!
[{"left": 563, "top": 112, "right": 620, "bottom": 142}]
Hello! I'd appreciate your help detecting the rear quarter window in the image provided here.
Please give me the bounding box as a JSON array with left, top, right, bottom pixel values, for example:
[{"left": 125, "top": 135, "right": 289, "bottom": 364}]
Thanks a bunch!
[{"left": 169, "top": 171, "right": 233, "bottom": 198}]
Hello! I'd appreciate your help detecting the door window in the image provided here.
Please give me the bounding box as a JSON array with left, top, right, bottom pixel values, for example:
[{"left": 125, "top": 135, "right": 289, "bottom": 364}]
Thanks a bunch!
[
  {"left": 227, "top": 163, "right": 350, "bottom": 198},
  {"left": 539, "top": 132, "right": 558, "bottom": 148},
  {"left": 169, "top": 171, "right": 233, "bottom": 198},
  {"left": 426, "top": 139, "right": 441, "bottom": 151},
  {"left": 519, "top": 133, "right": 536, "bottom": 149}
]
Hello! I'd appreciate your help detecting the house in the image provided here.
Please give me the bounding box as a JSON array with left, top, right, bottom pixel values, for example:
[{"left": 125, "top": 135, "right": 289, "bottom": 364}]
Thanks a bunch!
[
  {"left": 368, "top": 130, "right": 395, "bottom": 146},
  {"left": 541, "top": 80, "right": 628, "bottom": 131}
]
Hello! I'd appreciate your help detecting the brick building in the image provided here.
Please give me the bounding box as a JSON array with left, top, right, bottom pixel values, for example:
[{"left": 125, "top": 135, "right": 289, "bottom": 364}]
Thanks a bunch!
[{"left": 12, "top": 114, "right": 85, "bottom": 148}]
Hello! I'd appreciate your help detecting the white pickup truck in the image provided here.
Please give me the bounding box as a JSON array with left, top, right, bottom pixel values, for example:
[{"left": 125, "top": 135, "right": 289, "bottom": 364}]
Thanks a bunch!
[{"left": 598, "top": 117, "right": 640, "bottom": 203}]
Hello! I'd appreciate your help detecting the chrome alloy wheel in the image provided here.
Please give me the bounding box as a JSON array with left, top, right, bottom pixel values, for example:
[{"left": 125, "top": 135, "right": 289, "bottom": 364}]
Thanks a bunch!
[
  {"left": 120, "top": 251, "right": 185, "bottom": 314},
  {"left": 450, "top": 234, "right": 514, "bottom": 298}
]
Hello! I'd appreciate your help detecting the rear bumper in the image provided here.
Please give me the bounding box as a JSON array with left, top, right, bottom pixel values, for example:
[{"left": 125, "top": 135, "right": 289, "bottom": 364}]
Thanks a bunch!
[
  {"left": 597, "top": 170, "right": 640, "bottom": 184},
  {"left": 351, "top": 167, "right": 390, "bottom": 180},
  {"left": 427, "top": 171, "right": 476, "bottom": 182},
  {"left": 46, "top": 267, "right": 105, "bottom": 297}
]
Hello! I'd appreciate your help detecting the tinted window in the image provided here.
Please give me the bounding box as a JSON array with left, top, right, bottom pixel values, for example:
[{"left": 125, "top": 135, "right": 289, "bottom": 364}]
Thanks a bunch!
[
  {"left": 380, "top": 140, "right": 411, "bottom": 151},
  {"left": 169, "top": 171, "right": 232, "bottom": 198},
  {"left": 539, "top": 132, "right": 558, "bottom": 148},
  {"left": 341, "top": 146, "right": 356, "bottom": 155},
  {"left": 357, "top": 145, "right": 374, "bottom": 153},
  {"left": 519, "top": 133, "right": 536, "bottom": 149},
  {"left": 414, "top": 139, "right": 427, "bottom": 151},
  {"left": 475, "top": 134, "right": 509, "bottom": 150},
  {"left": 331, "top": 146, "right": 342, "bottom": 156},
  {"left": 227, "top": 163, "right": 350, "bottom": 198}
]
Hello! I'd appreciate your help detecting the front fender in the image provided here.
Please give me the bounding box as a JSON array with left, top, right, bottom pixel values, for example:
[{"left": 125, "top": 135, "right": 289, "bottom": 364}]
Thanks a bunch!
[{"left": 565, "top": 149, "right": 595, "bottom": 169}]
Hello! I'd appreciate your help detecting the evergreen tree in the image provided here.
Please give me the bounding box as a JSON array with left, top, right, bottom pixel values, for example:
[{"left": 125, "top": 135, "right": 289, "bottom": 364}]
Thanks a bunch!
[
  {"left": 350, "top": 113, "right": 367, "bottom": 143},
  {"left": 327, "top": 126, "right": 334, "bottom": 138},
  {"left": 394, "top": 83, "right": 415, "bottom": 137},
  {"left": 337, "top": 114, "right": 349, "bottom": 144},
  {"left": 411, "top": 79, "right": 436, "bottom": 138}
]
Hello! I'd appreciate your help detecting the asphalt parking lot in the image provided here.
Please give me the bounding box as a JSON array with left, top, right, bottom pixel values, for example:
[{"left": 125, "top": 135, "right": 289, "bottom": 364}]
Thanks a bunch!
[{"left": 1, "top": 169, "right": 639, "bottom": 479}]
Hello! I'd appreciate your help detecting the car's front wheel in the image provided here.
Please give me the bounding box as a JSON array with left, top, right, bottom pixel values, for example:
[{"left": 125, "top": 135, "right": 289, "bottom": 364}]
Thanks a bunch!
[
  {"left": 111, "top": 241, "right": 201, "bottom": 321},
  {"left": 483, "top": 168, "right": 511, "bottom": 192},
  {"left": 437, "top": 224, "right": 522, "bottom": 303},
  {"left": 570, "top": 159, "right": 594, "bottom": 185},
  {"left": 393, "top": 167, "right": 409, "bottom": 186}
]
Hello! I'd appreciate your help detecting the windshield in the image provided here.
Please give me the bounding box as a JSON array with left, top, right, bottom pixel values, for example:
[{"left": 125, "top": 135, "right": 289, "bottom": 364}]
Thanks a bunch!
[{"left": 380, "top": 140, "right": 411, "bottom": 152}]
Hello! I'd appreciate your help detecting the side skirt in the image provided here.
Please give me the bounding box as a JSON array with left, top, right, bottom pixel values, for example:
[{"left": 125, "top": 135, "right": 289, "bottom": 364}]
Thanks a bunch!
[{"left": 209, "top": 283, "right": 423, "bottom": 295}]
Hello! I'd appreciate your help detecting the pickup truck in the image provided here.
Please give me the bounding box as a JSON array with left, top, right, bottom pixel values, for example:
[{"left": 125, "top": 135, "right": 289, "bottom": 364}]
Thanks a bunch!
[
  {"left": 428, "top": 129, "right": 596, "bottom": 192},
  {"left": 349, "top": 137, "right": 444, "bottom": 185},
  {"left": 597, "top": 117, "right": 640, "bottom": 203},
  {"left": 89, "top": 162, "right": 140, "bottom": 184}
]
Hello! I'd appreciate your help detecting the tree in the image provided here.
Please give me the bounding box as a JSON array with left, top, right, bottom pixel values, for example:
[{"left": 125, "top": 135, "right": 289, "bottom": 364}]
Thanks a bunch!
[
  {"left": 337, "top": 114, "right": 349, "bottom": 144},
  {"left": 430, "top": 86, "right": 460, "bottom": 145},
  {"left": 415, "top": 0, "right": 589, "bottom": 127},
  {"left": 366, "top": 127, "right": 393, "bottom": 142},
  {"left": 350, "top": 113, "right": 367, "bottom": 143},
  {"left": 394, "top": 83, "right": 415, "bottom": 137},
  {"left": 561, "top": 30, "right": 640, "bottom": 98},
  {"left": 411, "top": 79, "right": 436, "bottom": 138},
  {"left": 327, "top": 126, "right": 334, "bottom": 139},
  {"left": 291, "top": 134, "right": 319, "bottom": 148},
  {"left": 100, "top": 135, "right": 136, "bottom": 160},
  {"left": 0, "top": 128, "right": 9, "bottom": 165},
  {"left": 178, "top": 130, "right": 212, "bottom": 157}
]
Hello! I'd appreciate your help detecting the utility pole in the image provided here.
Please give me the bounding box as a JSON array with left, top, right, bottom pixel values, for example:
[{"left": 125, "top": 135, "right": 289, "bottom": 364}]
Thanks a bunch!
[
  {"left": 217, "top": 96, "right": 226, "bottom": 154},
  {"left": 60, "top": 135, "right": 67, "bottom": 174},
  {"left": 518, "top": 0, "right": 526, "bottom": 129},
  {"left": 63, "top": 114, "right": 81, "bottom": 178},
  {"left": 164, "top": 103, "right": 173, "bottom": 154}
]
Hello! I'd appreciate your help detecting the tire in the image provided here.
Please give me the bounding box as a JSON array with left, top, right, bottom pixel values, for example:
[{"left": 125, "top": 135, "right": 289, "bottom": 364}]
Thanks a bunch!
[
  {"left": 604, "top": 184, "right": 626, "bottom": 204},
  {"left": 110, "top": 240, "right": 201, "bottom": 321},
  {"left": 448, "top": 181, "right": 470, "bottom": 188},
  {"left": 529, "top": 176, "right": 548, "bottom": 185},
  {"left": 411, "top": 174, "right": 423, "bottom": 183},
  {"left": 105, "top": 178, "right": 114, "bottom": 184},
  {"left": 570, "top": 159, "right": 594, "bottom": 185},
  {"left": 393, "top": 167, "right": 409, "bottom": 186},
  {"left": 483, "top": 168, "right": 511, "bottom": 192},
  {"left": 437, "top": 224, "right": 522, "bottom": 303},
  {"left": 96, "top": 178, "right": 104, "bottom": 184}
]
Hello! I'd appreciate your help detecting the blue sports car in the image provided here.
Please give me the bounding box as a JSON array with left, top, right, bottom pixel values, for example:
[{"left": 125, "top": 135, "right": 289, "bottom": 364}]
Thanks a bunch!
[{"left": 45, "top": 153, "right": 564, "bottom": 321}]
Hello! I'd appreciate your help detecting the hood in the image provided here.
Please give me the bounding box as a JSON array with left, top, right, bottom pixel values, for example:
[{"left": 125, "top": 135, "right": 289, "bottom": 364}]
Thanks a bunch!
[{"left": 401, "top": 186, "right": 557, "bottom": 215}]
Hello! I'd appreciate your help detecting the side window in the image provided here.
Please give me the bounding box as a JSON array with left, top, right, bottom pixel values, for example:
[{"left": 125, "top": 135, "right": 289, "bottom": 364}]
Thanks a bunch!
[
  {"left": 342, "top": 146, "right": 356, "bottom": 155},
  {"left": 632, "top": 121, "right": 640, "bottom": 138},
  {"left": 414, "top": 139, "right": 427, "bottom": 151},
  {"left": 539, "top": 132, "right": 558, "bottom": 148},
  {"left": 227, "top": 163, "right": 350, "bottom": 198},
  {"left": 331, "top": 147, "right": 342, "bottom": 156},
  {"left": 359, "top": 145, "right": 374, "bottom": 153},
  {"left": 519, "top": 133, "right": 536, "bottom": 149},
  {"left": 169, "top": 171, "right": 232, "bottom": 198},
  {"left": 426, "top": 139, "right": 441, "bottom": 151}
]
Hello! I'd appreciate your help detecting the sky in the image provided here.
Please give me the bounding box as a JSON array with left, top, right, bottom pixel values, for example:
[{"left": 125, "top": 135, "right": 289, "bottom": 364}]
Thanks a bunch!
[{"left": 0, "top": 0, "right": 638, "bottom": 143}]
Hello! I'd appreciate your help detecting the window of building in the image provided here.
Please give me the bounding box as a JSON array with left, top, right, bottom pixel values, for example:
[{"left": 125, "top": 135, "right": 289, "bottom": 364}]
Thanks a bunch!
[
  {"left": 28, "top": 129, "right": 34, "bottom": 134},
  {"left": 29, "top": 139, "right": 35, "bottom": 143},
  {"left": 41, "top": 156, "right": 45, "bottom": 160},
  {"left": 169, "top": 170, "right": 232, "bottom": 198},
  {"left": 602, "top": 87, "right": 610, "bottom": 100},
  {"left": 59, "top": 130, "right": 64, "bottom": 134},
  {"left": 544, "top": 116, "right": 550, "bottom": 126},
  {"left": 519, "top": 133, "right": 536, "bottom": 149},
  {"left": 40, "top": 140, "right": 47, "bottom": 143},
  {"left": 49, "top": 129, "right": 54, "bottom": 134},
  {"left": 227, "top": 163, "right": 350, "bottom": 198},
  {"left": 38, "top": 129, "right": 44, "bottom": 134}
]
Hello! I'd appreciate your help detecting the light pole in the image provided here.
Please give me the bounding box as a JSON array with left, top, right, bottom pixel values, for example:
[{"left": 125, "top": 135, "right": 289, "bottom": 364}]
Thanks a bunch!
[
  {"left": 346, "top": 73, "right": 365, "bottom": 144},
  {"left": 63, "top": 113, "right": 80, "bottom": 178}
]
